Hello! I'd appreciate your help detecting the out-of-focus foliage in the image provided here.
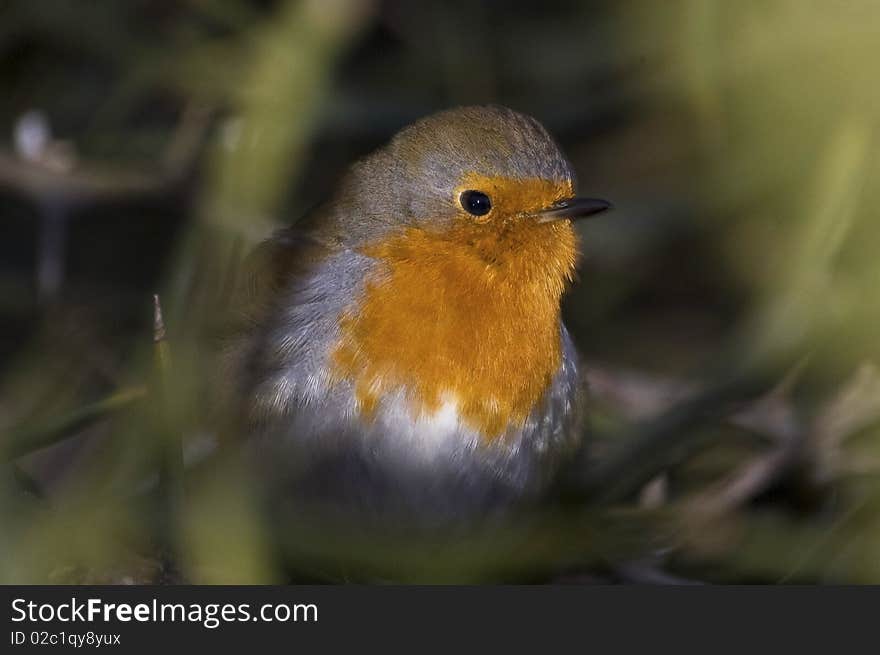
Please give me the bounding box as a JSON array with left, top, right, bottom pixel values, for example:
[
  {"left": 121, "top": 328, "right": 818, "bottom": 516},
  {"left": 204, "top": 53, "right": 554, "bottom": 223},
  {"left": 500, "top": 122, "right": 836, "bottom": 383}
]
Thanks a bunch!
[{"left": 2, "top": 0, "right": 880, "bottom": 583}]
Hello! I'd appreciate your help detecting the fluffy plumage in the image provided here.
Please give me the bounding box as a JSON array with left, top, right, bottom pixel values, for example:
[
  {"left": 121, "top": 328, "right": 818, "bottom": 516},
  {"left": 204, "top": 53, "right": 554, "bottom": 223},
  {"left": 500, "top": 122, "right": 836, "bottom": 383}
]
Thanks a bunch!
[{"left": 222, "top": 106, "right": 589, "bottom": 520}]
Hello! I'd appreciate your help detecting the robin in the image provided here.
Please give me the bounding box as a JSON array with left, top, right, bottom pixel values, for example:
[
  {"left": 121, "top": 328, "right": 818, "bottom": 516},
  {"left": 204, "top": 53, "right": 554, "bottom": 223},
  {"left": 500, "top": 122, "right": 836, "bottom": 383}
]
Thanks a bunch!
[{"left": 223, "top": 105, "right": 610, "bottom": 522}]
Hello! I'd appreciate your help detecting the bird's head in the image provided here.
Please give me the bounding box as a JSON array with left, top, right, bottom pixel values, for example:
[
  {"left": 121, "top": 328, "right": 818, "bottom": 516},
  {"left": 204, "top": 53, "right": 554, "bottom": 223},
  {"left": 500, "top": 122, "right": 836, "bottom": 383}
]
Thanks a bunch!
[{"left": 333, "top": 105, "right": 609, "bottom": 287}]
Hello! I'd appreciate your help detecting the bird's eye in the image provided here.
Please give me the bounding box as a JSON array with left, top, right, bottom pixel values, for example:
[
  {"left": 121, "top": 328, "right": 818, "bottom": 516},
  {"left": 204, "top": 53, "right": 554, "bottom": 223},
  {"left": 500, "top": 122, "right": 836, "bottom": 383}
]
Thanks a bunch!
[{"left": 459, "top": 190, "right": 492, "bottom": 216}]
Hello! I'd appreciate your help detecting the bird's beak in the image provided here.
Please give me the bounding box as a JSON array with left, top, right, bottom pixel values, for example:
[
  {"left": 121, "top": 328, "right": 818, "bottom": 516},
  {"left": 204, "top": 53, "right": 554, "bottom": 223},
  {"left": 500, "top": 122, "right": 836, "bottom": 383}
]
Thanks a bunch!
[{"left": 536, "top": 197, "right": 612, "bottom": 223}]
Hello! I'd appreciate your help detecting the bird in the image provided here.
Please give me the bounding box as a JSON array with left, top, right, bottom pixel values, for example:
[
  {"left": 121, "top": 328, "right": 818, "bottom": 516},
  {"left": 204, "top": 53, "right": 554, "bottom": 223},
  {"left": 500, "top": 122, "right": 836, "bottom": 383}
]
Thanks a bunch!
[{"left": 221, "top": 105, "right": 610, "bottom": 524}]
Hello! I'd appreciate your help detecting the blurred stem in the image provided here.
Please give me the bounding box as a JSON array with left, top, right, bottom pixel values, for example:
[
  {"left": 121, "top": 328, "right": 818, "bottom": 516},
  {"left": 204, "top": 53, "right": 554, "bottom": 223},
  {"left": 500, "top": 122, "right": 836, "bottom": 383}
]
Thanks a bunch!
[
  {"left": 166, "top": 0, "right": 374, "bottom": 339},
  {"left": 153, "top": 293, "right": 183, "bottom": 490},
  {"left": 272, "top": 503, "right": 664, "bottom": 583},
  {"left": 678, "top": 0, "right": 724, "bottom": 149},
  {"left": 204, "top": 0, "right": 374, "bottom": 228},
  {"left": 746, "top": 117, "right": 871, "bottom": 368},
  {"left": 152, "top": 294, "right": 184, "bottom": 564},
  {"left": 3, "top": 387, "right": 147, "bottom": 461}
]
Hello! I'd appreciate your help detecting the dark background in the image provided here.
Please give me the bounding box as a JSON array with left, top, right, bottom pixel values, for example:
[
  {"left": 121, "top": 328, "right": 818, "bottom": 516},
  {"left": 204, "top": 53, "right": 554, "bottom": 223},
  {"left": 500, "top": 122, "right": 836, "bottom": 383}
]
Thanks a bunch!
[{"left": 2, "top": 0, "right": 880, "bottom": 583}]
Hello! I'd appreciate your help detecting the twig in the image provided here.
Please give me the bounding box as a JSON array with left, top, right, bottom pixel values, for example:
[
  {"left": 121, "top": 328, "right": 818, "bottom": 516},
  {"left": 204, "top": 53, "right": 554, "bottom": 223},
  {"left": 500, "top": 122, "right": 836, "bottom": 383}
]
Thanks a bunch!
[
  {"left": 576, "top": 372, "right": 773, "bottom": 505},
  {"left": 3, "top": 103, "right": 212, "bottom": 300},
  {"left": 0, "top": 103, "right": 212, "bottom": 207},
  {"left": 683, "top": 369, "right": 804, "bottom": 515},
  {"left": 585, "top": 361, "right": 804, "bottom": 442},
  {"left": 685, "top": 443, "right": 799, "bottom": 516},
  {"left": 578, "top": 361, "right": 809, "bottom": 511},
  {"left": 0, "top": 151, "right": 170, "bottom": 204},
  {"left": 809, "top": 361, "right": 880, "bottom": 484}
]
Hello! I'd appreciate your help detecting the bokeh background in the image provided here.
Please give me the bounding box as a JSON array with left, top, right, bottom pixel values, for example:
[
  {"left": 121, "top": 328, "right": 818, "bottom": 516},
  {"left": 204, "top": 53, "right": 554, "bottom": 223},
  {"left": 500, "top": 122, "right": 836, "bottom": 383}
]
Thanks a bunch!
[{"left": 3, "top": 0, "right": 880, "bottom": 583}]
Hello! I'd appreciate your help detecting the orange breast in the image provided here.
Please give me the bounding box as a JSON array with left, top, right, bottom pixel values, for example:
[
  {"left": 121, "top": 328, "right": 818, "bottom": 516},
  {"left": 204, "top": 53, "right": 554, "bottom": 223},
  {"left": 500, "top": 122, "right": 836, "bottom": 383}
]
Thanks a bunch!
[{"left": 330, "top": 214, "right": 578, "bottom": 440}]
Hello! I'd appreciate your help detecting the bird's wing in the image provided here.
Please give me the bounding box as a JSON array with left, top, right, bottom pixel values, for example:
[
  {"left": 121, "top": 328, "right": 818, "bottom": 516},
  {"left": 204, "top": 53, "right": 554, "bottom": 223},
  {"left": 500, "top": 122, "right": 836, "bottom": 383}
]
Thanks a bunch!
[
  {"left": 214, "top": 212, "right": 344, "bottom": 413},
  {"left": 227, "top": 199, "right": 347, "bottom": 326}
]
